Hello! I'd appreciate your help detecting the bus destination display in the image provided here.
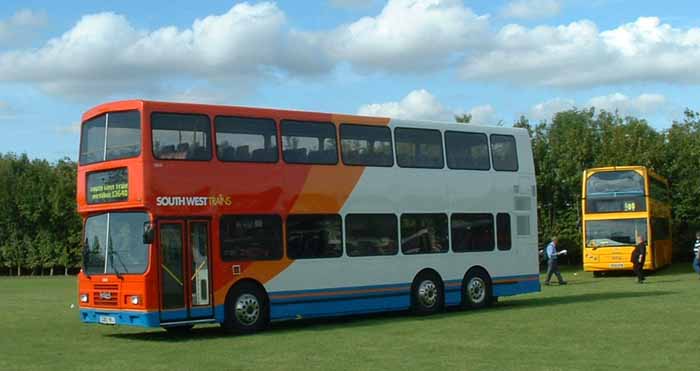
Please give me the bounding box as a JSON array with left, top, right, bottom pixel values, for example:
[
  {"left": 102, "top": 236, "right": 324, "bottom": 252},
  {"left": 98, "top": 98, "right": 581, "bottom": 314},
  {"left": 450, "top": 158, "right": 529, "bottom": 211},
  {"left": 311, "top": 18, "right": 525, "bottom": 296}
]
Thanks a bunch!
[{"left": 87, "top": 168, "right": 128, "bottom": 204}]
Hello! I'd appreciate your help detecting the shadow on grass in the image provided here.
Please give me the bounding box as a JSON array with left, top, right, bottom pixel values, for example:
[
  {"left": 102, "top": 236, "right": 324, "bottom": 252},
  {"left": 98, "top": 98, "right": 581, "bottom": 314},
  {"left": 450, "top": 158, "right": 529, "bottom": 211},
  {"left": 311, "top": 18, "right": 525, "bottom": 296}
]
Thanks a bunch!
[{"left": 108, "top": 290, "right": 675, "bottom": 342}]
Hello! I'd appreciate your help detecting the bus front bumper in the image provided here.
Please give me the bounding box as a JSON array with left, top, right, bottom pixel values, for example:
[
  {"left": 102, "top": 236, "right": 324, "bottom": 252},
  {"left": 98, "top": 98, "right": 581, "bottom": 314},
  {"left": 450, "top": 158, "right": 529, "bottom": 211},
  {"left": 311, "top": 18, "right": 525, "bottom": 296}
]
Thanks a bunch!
[
  {"left": 80, "top": 308, "right": 160, "bottom": 328},
  {"left": 584, "top": 262, "right": 653, "bottom": 271}
]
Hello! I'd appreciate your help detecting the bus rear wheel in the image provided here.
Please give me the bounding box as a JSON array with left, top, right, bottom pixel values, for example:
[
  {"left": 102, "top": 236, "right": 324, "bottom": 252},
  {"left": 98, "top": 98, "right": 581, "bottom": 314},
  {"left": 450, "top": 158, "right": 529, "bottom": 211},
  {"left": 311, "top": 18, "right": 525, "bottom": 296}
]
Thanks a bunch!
[
  {"left": 222, "top": 282, "right": 269, "bottom": 334},
  {"left": 411, "top": 271, "right": 444, "bottom": 315},
  {"left": 462, "top": 269, "right": 492, "bottom": 309}
]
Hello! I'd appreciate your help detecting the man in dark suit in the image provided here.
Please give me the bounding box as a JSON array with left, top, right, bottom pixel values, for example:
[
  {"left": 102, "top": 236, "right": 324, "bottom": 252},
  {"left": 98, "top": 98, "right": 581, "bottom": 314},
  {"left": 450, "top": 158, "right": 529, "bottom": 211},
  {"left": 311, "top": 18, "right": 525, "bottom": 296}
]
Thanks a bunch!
[{"left": 631, "top": 234, "right": 647, "bottom": 283}]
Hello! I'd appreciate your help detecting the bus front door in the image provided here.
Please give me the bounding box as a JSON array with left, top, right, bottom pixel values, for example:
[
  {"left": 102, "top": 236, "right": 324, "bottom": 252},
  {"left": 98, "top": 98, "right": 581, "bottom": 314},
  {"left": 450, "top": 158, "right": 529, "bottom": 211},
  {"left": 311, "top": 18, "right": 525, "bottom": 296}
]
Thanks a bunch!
[{"left": 158, "top": 219, "right": 214, "bottom": 323}]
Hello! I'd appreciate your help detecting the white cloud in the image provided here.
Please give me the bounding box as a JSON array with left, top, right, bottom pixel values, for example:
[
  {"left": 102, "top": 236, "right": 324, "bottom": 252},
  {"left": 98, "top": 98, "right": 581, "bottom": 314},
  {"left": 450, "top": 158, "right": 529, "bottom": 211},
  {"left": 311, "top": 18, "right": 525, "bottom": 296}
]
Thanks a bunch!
[
  {"left": 330, "top": 0, "right": 489, "bottom": 72},
  {"left": 357, "top": 89, "right": 453, "bottom": 120},
  {"left": 501, "top": 0, "right": 561, "bottom": 20},
  {"left": 460, "top": 17, "right": 700, "bottom": 87},
  {"left": 529, "top": 98, "right": 575, "bottom": 121},
  {"left": 357, "top": 89, "right": 501, "bottom": 124},
  {"left": 467, "top": 105, "right": 499, "bottom": 125},
  {"left": 0, "top": 3, "right": 331, "bottom": 99},
  {"left": 0, "top": 0, "right": 492, "bottom": 101},
  {"left": 587, "top": 93, "right": 667, "bottom": 116},
  {"left": 528, "top": 93, "right": 667, "bottom": 121},
  {"left": 3, "top": 2, "right": 700, "bottom": 102},
  {"left": 0, "top": 9, "right": 48, "bottom": 46}
]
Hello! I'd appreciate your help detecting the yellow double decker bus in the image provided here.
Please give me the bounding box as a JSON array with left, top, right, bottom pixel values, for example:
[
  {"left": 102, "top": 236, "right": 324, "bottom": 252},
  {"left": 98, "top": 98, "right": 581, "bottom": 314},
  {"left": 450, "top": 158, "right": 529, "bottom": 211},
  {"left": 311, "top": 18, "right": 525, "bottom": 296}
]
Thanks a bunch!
[{"left": 582, "top": 166, "right": 672, "bottom": 276}]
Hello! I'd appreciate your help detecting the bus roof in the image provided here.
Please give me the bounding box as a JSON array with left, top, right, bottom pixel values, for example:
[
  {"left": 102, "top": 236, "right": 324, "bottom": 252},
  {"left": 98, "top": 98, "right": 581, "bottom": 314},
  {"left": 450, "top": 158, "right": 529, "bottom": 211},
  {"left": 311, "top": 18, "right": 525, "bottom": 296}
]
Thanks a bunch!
[
  {"left": 584, "top": 166, "right": 667, "bottom": 184},
  {"left": 585, "top": 165, "right": 647, "bottom": 172},
  {"left": 81, "top": 99, "right": 529, "bottom": 136}
]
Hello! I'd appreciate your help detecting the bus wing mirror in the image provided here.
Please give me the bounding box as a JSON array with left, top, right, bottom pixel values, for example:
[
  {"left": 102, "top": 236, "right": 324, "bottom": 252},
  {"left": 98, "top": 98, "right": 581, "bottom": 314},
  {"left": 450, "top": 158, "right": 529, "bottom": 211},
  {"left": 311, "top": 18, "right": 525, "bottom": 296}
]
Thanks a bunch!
[{"left": 143, "top": 222, "right": 154, "bottom": 244}]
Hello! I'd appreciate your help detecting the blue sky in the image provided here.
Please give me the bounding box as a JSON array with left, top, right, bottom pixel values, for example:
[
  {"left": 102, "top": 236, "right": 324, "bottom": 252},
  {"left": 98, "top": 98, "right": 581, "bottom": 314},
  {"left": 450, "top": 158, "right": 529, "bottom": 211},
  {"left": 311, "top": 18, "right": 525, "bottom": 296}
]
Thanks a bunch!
[{"left": 1, "top": 0, "right": 699, "bottom": 161}]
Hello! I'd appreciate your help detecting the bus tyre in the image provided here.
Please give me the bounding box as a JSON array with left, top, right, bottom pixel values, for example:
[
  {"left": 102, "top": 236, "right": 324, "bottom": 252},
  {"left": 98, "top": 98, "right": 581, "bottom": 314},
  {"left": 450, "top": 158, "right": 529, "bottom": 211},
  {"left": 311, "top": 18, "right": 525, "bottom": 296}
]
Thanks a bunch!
[
  {"left": 411, "top": 272, "right": 444, "bottom": 316},
  {"left": 463, "top": 269, "right": 492, "bottom": 309},
  {"left": 593, "top": 271, "right": 603, "bottom": 278},
  {"left": 223, "top": 282, "right": 269, "bottom": 334}
]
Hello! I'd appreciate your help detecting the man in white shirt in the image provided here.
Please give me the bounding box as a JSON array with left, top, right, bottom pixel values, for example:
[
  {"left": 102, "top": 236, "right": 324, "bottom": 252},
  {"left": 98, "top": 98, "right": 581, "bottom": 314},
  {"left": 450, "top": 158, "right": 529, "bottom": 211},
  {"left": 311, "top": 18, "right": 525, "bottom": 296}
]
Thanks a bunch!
[{"left": 544, "top": 236, "right": 567, "bottom": 286}]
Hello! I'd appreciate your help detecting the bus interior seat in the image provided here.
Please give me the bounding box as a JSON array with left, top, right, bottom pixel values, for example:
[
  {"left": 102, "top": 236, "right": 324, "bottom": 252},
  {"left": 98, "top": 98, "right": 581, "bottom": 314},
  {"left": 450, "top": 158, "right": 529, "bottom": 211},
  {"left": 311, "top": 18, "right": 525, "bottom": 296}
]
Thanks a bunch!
[
  {"left": 159, "top": 145, "right": 176, "bottom": 158},
  {"left": 308, "top": 149, "right": 336, "bottom": 163},
  {"left": 284, "top": 148, "right": 307, "bottom": 162},
  {"left": 251, "top": 148, "right": 271, "bottom": 161},
  {"left": 191, "top": 146, "right": 209, "bottom": 160},
  {"left": 235, "top": 145, "right": 251, "bottom": 161},
  {"left": 177, "top": 143, "right": 190, "bottom": 153},
  {"left": 222, "top": 146, "right": 236, "bottom": 161}
]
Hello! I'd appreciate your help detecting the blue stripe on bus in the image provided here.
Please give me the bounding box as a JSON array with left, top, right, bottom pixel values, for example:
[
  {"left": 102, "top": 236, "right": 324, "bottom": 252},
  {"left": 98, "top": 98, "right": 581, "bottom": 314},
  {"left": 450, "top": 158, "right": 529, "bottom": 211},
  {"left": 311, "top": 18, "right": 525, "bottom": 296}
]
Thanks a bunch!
[
  {"left": 493, "top": 278, "right": 540, "bottom": 297},
  {"left": 160, "top": 307, "right": 214, "bottom": 321},
  {"left": 270, "top": 294, "right": 411, "bottom": 321},
  {"left": 268, "top": 274, "right": 536, "bottom": 305},
  {"left": 266, "top": 274, "right": 539, "bottom": 320}
]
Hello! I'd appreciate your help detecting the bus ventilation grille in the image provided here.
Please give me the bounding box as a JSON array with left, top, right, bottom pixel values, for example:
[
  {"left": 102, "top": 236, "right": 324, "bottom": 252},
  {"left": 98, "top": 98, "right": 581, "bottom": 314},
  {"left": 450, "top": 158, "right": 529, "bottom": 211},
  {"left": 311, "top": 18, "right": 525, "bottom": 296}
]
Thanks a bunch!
[{"left": 93, "top": 284, "right": 119, "bottom": 306}]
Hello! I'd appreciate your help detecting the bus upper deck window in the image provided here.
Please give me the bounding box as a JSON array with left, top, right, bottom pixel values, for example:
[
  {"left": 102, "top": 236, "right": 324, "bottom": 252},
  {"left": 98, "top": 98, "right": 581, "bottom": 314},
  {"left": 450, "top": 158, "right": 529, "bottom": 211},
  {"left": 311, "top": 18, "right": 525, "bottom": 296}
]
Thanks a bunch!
[
  {"left": 80, "top": 111, "right": 141, "bottom": 164},
  {"left": 152, "top": 113, "right": 212, "bottom": 161}
]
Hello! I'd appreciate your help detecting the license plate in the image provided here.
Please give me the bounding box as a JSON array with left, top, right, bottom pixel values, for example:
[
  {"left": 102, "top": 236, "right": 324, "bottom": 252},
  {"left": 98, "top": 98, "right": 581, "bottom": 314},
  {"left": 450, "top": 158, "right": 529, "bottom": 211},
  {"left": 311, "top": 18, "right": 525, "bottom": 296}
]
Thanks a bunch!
[
  {"left": 99, "top": 315, "right": 116, "bottom": 325},
  {"left": 609, "top": 263, "right": 624, "bottom": 268}
]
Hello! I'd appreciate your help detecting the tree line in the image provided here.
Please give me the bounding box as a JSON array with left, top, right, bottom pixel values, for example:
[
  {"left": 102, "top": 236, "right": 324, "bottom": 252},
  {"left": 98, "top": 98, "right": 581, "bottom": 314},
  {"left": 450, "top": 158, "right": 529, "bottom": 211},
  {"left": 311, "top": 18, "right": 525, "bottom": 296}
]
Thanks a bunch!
[
  {"left": 1, "top": 107, "right": 700, "bottom": 275},
  {"left": 0, "top": 154, "right": 81, "bottom": 275}
]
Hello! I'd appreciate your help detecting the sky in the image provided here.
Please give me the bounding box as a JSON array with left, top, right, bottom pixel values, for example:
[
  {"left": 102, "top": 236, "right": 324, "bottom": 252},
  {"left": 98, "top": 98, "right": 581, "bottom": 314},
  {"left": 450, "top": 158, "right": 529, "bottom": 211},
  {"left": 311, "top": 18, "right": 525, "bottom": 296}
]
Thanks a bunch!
[{"left": 1, "top": 0, "right": 699, "bottom": 161}]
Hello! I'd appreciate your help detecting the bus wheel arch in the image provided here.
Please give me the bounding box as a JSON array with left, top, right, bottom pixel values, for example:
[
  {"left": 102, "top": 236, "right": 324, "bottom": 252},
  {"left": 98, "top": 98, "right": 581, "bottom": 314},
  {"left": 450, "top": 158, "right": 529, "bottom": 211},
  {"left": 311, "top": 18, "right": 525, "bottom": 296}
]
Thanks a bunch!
[
  {"left": 222, "top": 279, "right": 270, "bottom": 334},
  {"left": 410, "top": 268, "right": 445, "bottom": 315},
  {"left": 462, "top": 266, "right": 493, "bottom": 309}
]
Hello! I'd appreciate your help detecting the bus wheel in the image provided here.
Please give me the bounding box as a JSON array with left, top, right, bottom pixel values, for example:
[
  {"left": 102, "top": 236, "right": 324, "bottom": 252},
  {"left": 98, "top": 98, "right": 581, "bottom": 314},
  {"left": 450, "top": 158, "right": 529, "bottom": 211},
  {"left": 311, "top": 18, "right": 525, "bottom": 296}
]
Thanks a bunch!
[
  {"left": 223, "top": 282, "right": 269, "bottom": 334},
  {"left": 462, "top": 268, "right": 492, "bottom": 309},
  {"left": 593, "top": 271, "right": 603, "bottom": 278},
  {"left": 411, "top": 271, "right": 444, "bottom": 315}
]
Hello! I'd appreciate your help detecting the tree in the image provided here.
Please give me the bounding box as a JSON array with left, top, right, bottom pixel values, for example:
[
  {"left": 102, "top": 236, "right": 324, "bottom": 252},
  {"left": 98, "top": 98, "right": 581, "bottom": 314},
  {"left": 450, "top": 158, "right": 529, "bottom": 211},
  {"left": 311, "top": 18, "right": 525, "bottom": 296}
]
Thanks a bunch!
[
  {"left": 662, "top": 110, "right": 700, "bottom": 258},
  {"left": 455, "top": 113, "right": 472, "bottom": 124}
]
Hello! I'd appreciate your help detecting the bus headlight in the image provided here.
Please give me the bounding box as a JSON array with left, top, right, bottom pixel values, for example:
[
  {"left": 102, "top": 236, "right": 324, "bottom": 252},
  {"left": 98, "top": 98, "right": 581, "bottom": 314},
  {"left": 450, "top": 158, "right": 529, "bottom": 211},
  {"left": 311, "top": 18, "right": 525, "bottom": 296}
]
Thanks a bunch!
[
  {"left": 130, "top": 295, "right": 141, "bottom": 305},
  {"left": 80, "top": 293, "right": 89, "bottom": 303}
]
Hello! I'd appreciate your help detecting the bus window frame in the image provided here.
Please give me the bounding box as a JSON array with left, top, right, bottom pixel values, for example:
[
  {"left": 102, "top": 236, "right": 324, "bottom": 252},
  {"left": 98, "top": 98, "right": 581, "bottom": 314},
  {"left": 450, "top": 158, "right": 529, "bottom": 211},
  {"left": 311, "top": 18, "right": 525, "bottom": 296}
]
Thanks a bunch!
[
  {"left": 280, "top": 120, "right": 340, "bottom": 166},
  {"left": 219, "top": 214, "right": 284, "bottom": 261},
  {"left": 150, "top": 112, "right": 213, "bottom": 162},
  {"left": 213, "top": 115, "right": 280, "bottom": 164},
  {"left": 79, "top": 110, "right": 142, "bottom": 165},
  {"left": 285, "top": 214, "right": 344, "bottom": 259},
  {"left": 394, "top": 127, "right": 445, "bottom": 169},
  {"left": 339, "top": 123, "right": 395, "bottom": 168},
  {"left": 489, "top": 134, "right": 519, "bottom": 172},
  {"left": 444, "top": 130, "right": 491, "bottom": 171}
]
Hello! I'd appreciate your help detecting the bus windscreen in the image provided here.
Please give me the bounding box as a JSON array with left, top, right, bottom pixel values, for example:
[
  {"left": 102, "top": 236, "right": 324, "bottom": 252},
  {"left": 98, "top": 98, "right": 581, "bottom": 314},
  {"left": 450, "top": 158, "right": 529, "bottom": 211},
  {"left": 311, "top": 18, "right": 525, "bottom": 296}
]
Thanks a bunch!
[
  {"left": 83, "top": 212, "right": 149, "bottom": 275},
  {"left": 585, "top": 218, "right": 647, "bottom": 247}
]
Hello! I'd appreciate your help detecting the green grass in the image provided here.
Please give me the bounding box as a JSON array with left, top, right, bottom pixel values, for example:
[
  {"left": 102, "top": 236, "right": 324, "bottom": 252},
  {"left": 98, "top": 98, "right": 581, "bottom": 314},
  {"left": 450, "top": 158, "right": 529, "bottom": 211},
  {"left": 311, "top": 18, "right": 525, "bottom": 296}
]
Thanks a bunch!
[{"left": 1, "top": 265, "right": 699, "bottom": 371}]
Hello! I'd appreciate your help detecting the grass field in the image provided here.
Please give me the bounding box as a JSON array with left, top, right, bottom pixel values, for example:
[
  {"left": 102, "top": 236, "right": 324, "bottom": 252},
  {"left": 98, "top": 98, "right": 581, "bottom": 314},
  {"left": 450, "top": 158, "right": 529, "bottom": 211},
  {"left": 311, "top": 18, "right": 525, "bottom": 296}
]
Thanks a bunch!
[{"left": 1, "top": 264, "right": 698, "bottom": 371}]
